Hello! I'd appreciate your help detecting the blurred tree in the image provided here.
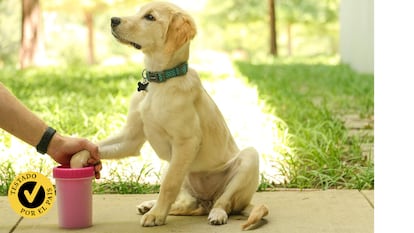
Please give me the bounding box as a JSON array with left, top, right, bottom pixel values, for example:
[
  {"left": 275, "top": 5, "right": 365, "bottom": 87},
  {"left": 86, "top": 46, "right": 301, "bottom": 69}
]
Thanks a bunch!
[
  {"left": 203, "top": 0, "right": 274, "bottom": 55},
  {"left": 268, "top": 0, "right": 277, "bottom": 56},
  {"left": 44, "top": 0, "right": 110, "bottom": 65},
  {"left": 43, "top": 0, "right": 148, "bottom": 65},
  {"left": 202, "top": 0, "right": 339, "bottom": 57},
  {"left": 20, "top": 0, "right": 45, "bottom": 68},
  {"left": 0, "top": 0, "right": 20, "bottom": 65},
  {"left": 278, "top": 0, "right": 339, "bottom": 56},
  {"left": 204, "top": 0, "right": 266, "bottom": 22},
  {"left": 84, "top": 10, "right": 95, "bottom": 65}
]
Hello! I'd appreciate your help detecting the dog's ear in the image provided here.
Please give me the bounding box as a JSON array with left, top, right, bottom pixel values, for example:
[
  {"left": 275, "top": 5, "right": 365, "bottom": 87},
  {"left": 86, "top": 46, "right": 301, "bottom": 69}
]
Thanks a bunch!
[{"left": 164, "top": 12, "right": 196, "bottom": 53}]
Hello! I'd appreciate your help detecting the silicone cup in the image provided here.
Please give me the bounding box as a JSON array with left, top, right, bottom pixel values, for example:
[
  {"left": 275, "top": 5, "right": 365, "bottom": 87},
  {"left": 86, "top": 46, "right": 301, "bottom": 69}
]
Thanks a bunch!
[{"left": 53, "top": 166, "right": 94, "bottom": 229}]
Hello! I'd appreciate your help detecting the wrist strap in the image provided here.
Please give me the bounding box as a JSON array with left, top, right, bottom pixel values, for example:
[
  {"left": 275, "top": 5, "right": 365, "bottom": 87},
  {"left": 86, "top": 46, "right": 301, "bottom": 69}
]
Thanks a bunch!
[{"left": 36, "top": 126, "right": 57, "bottom": 154}]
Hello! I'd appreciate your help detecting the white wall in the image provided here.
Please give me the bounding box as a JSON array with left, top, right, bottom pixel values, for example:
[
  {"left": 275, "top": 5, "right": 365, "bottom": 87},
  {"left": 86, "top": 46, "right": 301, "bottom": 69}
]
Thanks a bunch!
[{"left": 340, "top": 0, "right": 374, "bottom": 74}]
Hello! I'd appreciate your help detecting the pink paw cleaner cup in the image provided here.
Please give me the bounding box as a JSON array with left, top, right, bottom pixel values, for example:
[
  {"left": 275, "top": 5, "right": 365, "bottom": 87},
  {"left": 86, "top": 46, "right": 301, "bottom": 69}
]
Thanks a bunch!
[{"left": 53, "top": 166, "right": 94, "bottom": 228}]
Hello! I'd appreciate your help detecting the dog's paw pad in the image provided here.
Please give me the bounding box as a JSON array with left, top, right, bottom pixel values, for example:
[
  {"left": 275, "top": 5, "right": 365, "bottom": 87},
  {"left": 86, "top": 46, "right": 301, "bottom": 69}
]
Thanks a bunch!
[
  {"left": 140, "top": 213, "right": 166, "bottom": 227},
  {"left": 137, "top": 200, "right": 156, "bottom": 215},
  {"left": 208, "top": 208, "right": 228, "bottom": 225}
]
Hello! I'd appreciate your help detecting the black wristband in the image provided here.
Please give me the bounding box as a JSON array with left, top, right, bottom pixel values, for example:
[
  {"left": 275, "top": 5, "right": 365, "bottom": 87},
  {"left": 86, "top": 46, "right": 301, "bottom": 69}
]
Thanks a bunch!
[{"left": 36, "top": 126, "right": 57, "bottom": 154}]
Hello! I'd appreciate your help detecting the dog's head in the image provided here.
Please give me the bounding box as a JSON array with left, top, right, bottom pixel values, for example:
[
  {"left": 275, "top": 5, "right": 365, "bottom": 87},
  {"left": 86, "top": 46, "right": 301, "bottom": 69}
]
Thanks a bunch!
[{"left": 111, "top": 1, "right": 196, "bottom": 54}]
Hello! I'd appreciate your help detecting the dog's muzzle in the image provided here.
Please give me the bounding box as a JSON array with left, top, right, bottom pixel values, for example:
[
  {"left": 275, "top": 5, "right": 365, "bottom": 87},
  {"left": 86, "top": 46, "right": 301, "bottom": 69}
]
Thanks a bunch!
[{"left": 110, "top": 17, "right": 141, "bottom": 50}]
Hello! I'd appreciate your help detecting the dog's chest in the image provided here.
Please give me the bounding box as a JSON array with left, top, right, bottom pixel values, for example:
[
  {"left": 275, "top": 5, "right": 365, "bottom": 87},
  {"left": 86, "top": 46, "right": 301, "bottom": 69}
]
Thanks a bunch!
[
  {"left": 138, "top": 91, "right": 174, "bottom": 160},
  {"left": 137, "top": 82, "right": 200, "bottom": 161},
  {"left": 139, "top": 89, "right": 173, "bottom": 126}
]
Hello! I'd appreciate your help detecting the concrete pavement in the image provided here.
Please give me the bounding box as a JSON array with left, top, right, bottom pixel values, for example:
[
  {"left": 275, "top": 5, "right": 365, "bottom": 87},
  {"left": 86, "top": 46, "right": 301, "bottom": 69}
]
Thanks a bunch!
[{"left": 0, "top": 190, "right": 373, "bottom": 233}]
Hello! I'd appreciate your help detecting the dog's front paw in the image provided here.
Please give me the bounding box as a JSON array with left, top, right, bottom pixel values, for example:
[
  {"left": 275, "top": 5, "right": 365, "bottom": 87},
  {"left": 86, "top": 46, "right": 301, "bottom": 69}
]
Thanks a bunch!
[
  {"left": 70, "top": 150, "right": 90, "bottom": 168},
  {"left": 137, "top": 200, "right": 156, "bottom": 215},
  {"left": 140, "top": 212, "right": 166, "bottom": 227},
  {"left": 208, "top": 208, "right": 228, "bottom": 225}
]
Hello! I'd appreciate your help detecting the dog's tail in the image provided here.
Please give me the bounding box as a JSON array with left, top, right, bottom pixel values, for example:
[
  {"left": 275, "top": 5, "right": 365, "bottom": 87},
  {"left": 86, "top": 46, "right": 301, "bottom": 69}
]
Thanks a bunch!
[{"left": 241, "top": 204, "right": 269, "bottom": 230}]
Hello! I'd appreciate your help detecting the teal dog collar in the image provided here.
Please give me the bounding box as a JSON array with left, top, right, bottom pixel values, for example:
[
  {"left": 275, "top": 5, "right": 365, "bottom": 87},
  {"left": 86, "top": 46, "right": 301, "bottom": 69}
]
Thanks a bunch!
[{"left": 144, "top": 62, "right": 188, "bottom": 83}]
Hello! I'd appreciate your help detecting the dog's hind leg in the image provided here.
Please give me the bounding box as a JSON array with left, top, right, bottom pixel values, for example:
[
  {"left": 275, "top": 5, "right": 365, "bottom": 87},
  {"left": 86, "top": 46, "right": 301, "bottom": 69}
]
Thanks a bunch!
[
  {"left": 138, "top": 185, "right": 209, "bottom": 216},
  {"left": 169, "top": 188, "right": 210, "bottom": 216},
  {"left": 98, "top": 92, "right": 147, "bottom": 159},
  {"left": 208, "top": 147, "right": 260, "bottom": 225}
]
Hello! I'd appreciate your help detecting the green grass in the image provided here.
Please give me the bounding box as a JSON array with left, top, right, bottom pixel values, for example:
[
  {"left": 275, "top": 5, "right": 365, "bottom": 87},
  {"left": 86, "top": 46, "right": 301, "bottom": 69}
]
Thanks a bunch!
[
  {"left": 92, "top": 163, "right": 160, "bottom": 194},
  {"left": 0, "top": 161, "right": 15, "bottom": 195},
  {"left": 0, "top": 65, "right": 139, "bottom": 138},
  {"left": 235, "top": 57, "right": 374, "bottom": 189},
  {"left": 0, "top": 57, "right": 374, "bottom": 195}
]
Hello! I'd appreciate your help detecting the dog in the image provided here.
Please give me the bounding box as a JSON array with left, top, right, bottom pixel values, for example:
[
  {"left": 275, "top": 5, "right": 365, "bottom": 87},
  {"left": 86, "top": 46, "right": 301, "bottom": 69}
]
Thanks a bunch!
[{"left": 71, "top": 1, "right": 268, "bottom": 230}]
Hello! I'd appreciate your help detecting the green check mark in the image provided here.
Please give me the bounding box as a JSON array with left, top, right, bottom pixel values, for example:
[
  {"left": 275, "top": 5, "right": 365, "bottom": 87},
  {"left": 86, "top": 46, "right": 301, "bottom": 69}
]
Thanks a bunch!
[{"left": 23, "top": 182, "right": 41, "bottom": 203}]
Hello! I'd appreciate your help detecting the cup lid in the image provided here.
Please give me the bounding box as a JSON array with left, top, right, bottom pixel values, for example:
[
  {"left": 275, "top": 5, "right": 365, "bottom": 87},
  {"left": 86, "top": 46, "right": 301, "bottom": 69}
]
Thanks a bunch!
[{"left": 53, "top": 166, "right": 94, "bottom": 179}]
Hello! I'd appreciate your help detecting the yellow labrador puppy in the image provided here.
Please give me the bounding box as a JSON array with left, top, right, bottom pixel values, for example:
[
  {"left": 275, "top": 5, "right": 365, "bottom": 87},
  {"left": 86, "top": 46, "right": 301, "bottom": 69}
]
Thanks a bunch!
[{"left": 72, "top": 1, "right": 268, "bottom": 230}]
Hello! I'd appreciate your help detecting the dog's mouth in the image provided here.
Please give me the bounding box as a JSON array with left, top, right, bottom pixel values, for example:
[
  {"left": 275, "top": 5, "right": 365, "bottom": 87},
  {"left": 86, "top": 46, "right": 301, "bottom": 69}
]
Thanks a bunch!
[{"left": 111, "top": 31, "right": 142, "bottom": 50}]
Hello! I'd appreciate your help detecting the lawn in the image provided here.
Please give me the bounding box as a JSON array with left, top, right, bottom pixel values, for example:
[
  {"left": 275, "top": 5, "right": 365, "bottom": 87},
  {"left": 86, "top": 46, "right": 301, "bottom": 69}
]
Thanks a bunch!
[
  {"left": 0, "top": 56, "right": 374, "bottom": 194},
  {"left": 235, "top": 57, "right": 374, "bottom": 189}
]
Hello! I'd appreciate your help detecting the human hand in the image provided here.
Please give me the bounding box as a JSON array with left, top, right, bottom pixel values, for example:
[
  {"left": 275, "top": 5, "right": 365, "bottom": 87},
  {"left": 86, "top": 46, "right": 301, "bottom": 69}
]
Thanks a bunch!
[
  {"left": 70, "top": 150, "right": 102, "bottom": 179},
  {"left": 47, "top": 133, "right": 102, "bottom": 179}
]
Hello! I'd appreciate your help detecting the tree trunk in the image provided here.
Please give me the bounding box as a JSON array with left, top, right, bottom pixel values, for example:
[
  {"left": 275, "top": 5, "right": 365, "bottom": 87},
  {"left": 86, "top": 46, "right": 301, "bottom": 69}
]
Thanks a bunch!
[
  {"left": 85, "top": 11, "right": 95, "bottom": 65},
  {"left": 287, "top": 22, "right": 292, "bottom": 56},
  {"left": 19, "top": 0, "right": 44, "bottom": 69},
  {"left": 268, "top": 0, "right": 278, "bottom": 56}
]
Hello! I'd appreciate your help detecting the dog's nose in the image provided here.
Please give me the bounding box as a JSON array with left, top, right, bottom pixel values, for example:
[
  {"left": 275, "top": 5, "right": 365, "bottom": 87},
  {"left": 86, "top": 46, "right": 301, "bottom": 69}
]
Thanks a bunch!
[{"left": 111, "top": 17, "right": 121, "bottom": 28}]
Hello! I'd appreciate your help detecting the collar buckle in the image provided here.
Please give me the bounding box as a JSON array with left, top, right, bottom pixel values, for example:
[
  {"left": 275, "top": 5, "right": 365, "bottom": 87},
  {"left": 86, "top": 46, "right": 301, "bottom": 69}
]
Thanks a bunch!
[
  {"left": 142, "top": 69, "right": 163, "bottom": 82},
  {"left": 143, "top": 62, "right": 188, "bottom": 83}
]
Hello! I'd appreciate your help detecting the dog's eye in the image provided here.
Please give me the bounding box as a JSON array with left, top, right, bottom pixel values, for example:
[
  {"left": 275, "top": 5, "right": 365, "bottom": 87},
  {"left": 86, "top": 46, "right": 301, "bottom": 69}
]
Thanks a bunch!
[{"left": 144, "top": 14, "right": 156, "bottom": 21}]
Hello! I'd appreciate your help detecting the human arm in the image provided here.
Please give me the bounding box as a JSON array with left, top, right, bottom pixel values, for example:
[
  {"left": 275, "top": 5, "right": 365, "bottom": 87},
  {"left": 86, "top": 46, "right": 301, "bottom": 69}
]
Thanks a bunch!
[
  {"left": 0, "top": 83, "right": 101, "bottom": 178},
  {"left": 0, "top": 82, "right": 48, "bottom": 148}
]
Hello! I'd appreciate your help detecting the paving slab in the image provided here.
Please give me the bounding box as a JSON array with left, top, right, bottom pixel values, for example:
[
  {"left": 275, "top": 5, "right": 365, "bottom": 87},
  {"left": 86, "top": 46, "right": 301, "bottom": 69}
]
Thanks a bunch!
[
  {"left": 360, "top": 190, "right": 374, "bottom": 207},
  {"left": 0, "top": 190, "right": 373, "bottom": 233}
]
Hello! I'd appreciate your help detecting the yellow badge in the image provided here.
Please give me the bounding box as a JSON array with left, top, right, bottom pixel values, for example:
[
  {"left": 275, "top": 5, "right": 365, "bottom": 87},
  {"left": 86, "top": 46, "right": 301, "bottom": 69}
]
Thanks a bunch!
[{"left": 8, "top": 172, "right": 55, "bottom": 218}]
